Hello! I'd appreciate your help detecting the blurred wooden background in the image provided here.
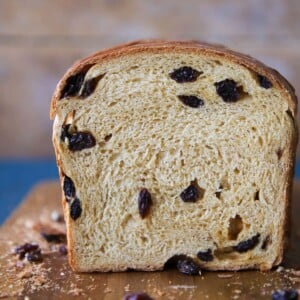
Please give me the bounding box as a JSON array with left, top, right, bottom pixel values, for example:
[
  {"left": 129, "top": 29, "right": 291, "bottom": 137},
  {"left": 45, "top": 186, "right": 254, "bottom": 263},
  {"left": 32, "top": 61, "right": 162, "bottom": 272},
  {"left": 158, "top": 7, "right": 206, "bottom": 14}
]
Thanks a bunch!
[{"left": 0, "top": 0, "right": 299, "bottom": 158}]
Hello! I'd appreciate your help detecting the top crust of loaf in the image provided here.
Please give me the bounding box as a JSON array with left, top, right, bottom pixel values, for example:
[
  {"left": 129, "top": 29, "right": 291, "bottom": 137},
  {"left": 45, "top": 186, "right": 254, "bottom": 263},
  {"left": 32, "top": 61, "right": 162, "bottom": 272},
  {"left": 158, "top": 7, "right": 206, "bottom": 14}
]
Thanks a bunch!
[{"left": 50, "top": 40, "right": 297, "bottom": 119}]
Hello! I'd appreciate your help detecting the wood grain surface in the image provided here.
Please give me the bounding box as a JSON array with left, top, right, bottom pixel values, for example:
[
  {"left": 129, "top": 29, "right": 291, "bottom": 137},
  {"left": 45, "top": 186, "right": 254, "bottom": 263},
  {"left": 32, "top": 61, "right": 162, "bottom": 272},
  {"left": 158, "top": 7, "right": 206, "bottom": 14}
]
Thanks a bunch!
[
  {"left": 0, "top": 0, "right": 299, "bottom": 158},
  {"left": 0, "top": 180, "right": 300, "bottom": 299}
]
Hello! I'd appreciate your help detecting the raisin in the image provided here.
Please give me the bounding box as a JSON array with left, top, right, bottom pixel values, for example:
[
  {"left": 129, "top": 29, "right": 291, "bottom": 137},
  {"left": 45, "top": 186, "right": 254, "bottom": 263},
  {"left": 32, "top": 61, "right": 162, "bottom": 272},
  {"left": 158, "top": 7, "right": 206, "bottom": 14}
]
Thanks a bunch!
[
  {"left": 214, "top": 79, "right": 240, "bottom": 102},
  {"left": 70, "top": 198, "right": 82, "bottom": 220},
  {"left": 272, "top": 289, "right": 298, "bottom": 300},
  {"left": 59, "top": 245, "right": 68, "bottom": 255},
  {"left": 25, "top": 248, "right": 43, "bottom": 263},
  {"left": 180, "top": 184, "right": 199, "bottom": 202},
  {"left": 138, "top": 188, "right": 152, "bottom": 219},
  {"left": 123, "top": 292, "right": 154, "bottom": 300},
  {"left": 177, "top": 95, "right": 204, "bottom": 108},
  {"left": 257, "top": 74, "right": 272, "bottom": 89},
  {"left": 61, "top": 125, "right": 96, "bottom": 151},
  {"left": 261, "top": 236, "right": 271, "bottom": 250},
  {"left": 61, "top": 124, "right": 71, "bottom": 141},
  {"left": 60, "top": 65, "right": 94, "bottom": 99},
  {"left": 14, "top": 243, "right": 43, "bottom": 263},
  {"left": 176, "top": 257, "right": 201, "bottom": 275},
  {"left": 233, "top": 234, "right": 260, "bottom": 253},
  {"left": 15, "top": 243, "right": 39, "bottom": 260},
  {"left": 61, "top": 72, "right": 85, "bottom": 99},
  {"left": 41, "top": 233, "right": 66, "bottom": 244},
  {"left": 169, "top": 66, "right": 202, "bottom": 83},
  {"left": 63, "top": 175, "right": 76, "bottom": 201},
  {"left": 68, "top": 132, "right": 96, "bottom": 151},
  {"left": 197, "top": 249, "right": 214, "bottom": 262},
  {"left": 164, "top": 254, "right": 188, "bottom": 269},
  {"left": 80, "top": 74, "right": 105, "bottom": 98}
]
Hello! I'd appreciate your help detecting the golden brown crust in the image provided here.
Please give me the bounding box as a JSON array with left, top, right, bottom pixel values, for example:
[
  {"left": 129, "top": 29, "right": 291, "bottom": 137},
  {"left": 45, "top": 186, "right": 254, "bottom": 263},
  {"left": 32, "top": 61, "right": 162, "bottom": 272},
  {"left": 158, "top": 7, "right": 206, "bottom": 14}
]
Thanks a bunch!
[
  {"left": 50, "top": 40, "right": 297, "bottom": 119},
  {"left": 70, "top": 259, "right": 272, "bottom": 273},
  {"left": 52, "top": 122, "right": 78, "bottom": 271},
  {"left": 275, "top": 110, "right": 299, "bottom": 267},
  {"left": 51, "top": 40, "right": 298, "bottom": 272}
]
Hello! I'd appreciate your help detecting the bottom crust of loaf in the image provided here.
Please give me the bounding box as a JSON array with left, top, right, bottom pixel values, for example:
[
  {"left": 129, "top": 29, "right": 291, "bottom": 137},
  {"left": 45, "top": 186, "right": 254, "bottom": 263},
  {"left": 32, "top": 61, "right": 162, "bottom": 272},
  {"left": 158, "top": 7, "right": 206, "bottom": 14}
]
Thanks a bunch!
[{"left": 68, "top": 258, "right": 281, "bottom": 273}]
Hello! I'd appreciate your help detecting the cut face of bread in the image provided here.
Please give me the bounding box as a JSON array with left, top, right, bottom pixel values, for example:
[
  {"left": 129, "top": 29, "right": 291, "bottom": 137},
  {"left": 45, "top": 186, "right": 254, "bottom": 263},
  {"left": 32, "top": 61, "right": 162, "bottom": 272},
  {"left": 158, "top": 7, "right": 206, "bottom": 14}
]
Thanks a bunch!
[{"left": 51, "top": 41, "right": 298, "bottom": 272}]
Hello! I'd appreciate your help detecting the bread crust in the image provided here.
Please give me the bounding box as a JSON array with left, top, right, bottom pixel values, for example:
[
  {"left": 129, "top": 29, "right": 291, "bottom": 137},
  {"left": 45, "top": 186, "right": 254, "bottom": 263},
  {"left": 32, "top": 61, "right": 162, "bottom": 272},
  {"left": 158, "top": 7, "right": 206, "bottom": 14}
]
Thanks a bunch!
[
  {"left": 50, "top": 40, "right": 297, "bottom": 119},
  {"left": 51, "top": 40, "right": 298, "bottom": 272},
  {"left": 275, "top": 108, "right": 298, "bottom": 267}
]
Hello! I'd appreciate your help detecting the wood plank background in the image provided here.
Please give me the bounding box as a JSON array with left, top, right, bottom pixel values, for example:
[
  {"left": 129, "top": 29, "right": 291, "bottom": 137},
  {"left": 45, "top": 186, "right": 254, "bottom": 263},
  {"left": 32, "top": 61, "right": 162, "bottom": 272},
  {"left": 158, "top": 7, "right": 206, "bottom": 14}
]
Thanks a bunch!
[{"left": 0, "top": 0, "right": 299, "bottom": 157}]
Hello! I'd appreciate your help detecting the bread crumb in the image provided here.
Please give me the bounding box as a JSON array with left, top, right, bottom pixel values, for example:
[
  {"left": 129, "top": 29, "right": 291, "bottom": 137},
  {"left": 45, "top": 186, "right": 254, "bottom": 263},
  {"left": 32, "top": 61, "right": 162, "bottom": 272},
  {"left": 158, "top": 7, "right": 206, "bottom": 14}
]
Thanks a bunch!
[
  {"left": 15, "top": 261, "right": 25, "bottom": 268},
  {"left": 104, "top": 287, "right": 112, "bottom": 293},
  {"left": 17, "top": 269, "right": 33, "bottom": 279},
  {"left": 217, "top": 274, "right": 234, "bottom": 278},
  {"left": 51, "top": 210, "right": 64, "bottom": 222},
  {"left": 230, "top": 282, "right": 243, "bottom": 285},
  {"left": 169, "top": 285, "right": 197, "bottom": 289},
  {"left": 152, "top": 287, "right": 165, "bottom": 296},
  {"left": 289, "top": 269, "right": 300, "bottom": 277},
  {"left": 276, "top": 266, "right": 285, "bottom": 272},
  {"left": 124, "top": 284, "right": 130, "bottom": 292},
  {"left": 86, "top": 284, "right": 96, "bottom": 291},
  {"left": 69, "top": 283, "right": 84, "bottom": 296},
  {"left": 68, "top": 287, "right": 84, "bottom": 296}
]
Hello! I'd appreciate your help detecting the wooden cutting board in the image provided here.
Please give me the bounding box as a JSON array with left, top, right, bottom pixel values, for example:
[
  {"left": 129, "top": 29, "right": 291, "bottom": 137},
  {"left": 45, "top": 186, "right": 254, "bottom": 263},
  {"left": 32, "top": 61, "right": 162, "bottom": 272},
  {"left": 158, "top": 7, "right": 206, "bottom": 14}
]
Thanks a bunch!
[{"left": 0, "top": 181, "right": 300, "bottom": 299}]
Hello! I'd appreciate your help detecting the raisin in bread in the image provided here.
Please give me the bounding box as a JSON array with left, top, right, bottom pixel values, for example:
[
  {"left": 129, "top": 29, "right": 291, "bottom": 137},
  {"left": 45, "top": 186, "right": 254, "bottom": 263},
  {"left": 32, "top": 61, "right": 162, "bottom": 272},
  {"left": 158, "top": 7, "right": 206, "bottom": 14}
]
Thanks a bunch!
[{"left": 51, "top": 40, "right": 298, "bottom": 272}]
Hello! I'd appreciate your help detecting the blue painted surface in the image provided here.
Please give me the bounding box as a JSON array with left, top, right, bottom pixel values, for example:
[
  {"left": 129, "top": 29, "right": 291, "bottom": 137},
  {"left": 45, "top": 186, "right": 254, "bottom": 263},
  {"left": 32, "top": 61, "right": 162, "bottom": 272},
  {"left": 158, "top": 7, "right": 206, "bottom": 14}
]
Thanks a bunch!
[
  {"left": 0, "top": 160, "right": 300, "bottom": 225},
  {"left": 296, "top": 163, "right": 300, "bottom": 178},
  {"left": 0, "top": 160, "right": 59, "bottom": 224}
]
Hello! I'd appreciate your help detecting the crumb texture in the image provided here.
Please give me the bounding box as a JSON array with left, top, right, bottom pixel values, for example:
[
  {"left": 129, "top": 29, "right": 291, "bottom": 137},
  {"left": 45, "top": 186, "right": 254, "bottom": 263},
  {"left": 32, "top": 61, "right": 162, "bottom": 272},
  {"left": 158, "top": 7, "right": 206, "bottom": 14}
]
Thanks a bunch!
[{"left": 52, "top": 47, "right": 296, "bottom": 272}]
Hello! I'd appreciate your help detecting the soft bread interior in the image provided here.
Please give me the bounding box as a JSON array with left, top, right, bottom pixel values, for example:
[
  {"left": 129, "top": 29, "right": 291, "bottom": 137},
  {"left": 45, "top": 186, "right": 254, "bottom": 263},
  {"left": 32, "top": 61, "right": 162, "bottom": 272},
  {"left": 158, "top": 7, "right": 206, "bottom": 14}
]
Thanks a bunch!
[{"left": 53, "top": 52, "right": 295, "bottom": 271}]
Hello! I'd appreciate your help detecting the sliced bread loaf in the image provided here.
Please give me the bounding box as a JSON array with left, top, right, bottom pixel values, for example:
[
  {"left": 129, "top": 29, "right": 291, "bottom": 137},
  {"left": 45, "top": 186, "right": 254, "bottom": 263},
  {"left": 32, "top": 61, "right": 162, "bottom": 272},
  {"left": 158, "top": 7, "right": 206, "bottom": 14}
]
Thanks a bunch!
[{"left": 51, "top": 40, "right": 298, "bottom": 272}]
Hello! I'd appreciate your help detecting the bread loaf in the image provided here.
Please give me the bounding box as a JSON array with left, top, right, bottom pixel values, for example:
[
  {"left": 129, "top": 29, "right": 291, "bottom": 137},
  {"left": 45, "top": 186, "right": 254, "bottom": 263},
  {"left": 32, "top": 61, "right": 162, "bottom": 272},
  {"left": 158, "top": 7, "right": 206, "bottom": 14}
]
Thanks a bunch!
[{"left": 51, "top": 41, "right": 298, "bottom": 272}]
